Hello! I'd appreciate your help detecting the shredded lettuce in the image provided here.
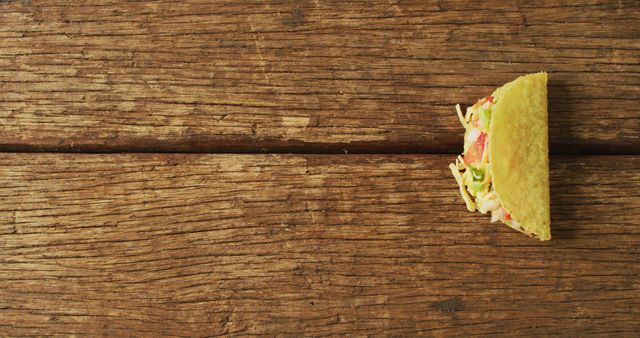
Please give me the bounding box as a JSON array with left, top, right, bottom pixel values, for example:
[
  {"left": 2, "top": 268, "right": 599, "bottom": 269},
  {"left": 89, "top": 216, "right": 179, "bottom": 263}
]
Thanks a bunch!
[
  {"left": 479, "top": 107, "right": 491, "bottom": 130},
  {"left": 469, "top": 166, "right": 484, "bottom": 181}
]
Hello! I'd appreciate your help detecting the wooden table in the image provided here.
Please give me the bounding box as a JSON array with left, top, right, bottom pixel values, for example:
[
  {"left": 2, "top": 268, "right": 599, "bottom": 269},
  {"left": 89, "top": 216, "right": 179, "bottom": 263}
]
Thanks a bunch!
[{"left": 1, "top": 1, "right": 639, "bottom": 336}]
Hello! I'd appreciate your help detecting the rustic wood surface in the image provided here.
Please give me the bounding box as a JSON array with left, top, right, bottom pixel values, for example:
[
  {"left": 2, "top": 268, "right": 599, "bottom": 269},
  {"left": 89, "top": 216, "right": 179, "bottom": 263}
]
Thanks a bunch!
[
  {"left": 0, "top": 154, "right": 638, "bottom": 336},
  {"left": 2, "top": 0, "right": 640, "bottom": 336},
  {"left": 1, "top": 0, "right": 639, "bottom": 153}
]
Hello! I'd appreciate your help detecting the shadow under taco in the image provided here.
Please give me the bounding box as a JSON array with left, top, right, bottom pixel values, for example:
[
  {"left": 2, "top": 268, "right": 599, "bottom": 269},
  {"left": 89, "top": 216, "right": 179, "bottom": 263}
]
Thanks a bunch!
[{"left": 449, "top": 72, "right": 551, "bottom": 240}]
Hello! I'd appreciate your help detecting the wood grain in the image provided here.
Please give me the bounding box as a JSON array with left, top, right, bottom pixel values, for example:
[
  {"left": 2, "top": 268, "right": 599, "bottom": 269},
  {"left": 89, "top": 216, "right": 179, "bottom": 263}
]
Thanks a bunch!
[
  {"left": 0, "top": 154, "right": 638, "bottom": 336},
  {"left": 1, "top": 0, "right": 639, "bottom": 153}
]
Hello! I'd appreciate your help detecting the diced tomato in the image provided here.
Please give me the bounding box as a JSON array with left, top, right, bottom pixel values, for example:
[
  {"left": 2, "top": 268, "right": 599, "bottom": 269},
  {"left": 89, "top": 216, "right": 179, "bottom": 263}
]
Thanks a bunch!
[
  {"left": 464, "top": 132, "right": 487, "bottom": 165},
  {"left": 486, "top": 95, "right": 494, "bottom": 103},
  {"left": 503, "top": 210, "right": 512, "bottom": 221}
]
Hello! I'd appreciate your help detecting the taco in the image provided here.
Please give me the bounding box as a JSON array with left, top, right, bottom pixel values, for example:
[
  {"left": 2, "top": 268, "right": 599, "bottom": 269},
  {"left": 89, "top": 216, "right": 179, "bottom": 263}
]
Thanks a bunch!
[{"left": 449, "top": 72, "right": 550, "bottom": 240}]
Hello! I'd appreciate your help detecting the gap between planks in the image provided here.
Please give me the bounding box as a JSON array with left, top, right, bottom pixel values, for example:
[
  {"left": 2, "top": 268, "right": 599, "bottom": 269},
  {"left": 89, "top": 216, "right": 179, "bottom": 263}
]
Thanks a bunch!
[{"left": 0, "top": 143, "right": 638, "bottom": 155}]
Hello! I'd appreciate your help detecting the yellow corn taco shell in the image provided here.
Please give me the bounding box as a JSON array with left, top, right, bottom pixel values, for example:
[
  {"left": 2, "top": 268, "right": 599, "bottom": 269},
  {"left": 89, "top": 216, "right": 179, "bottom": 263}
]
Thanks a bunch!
[{"left": 489, "top": 72, "right": 551, "bottom": 240}]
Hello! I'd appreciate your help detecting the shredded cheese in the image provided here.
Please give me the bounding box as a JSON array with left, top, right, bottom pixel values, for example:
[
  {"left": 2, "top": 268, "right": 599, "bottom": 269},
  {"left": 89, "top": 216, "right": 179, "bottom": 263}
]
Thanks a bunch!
[
  {"left": 449, "top": 163, "right": 476, "bottom": 212},
  {"left": 455, "top": 156, "right": 466, "bottom": 170},
  {"left": 480, "top": 137, "right": 489, "bottom": 167},
  {"left": 455, "top": 104, "right": 467, "bottom": 128},
  {"left": 464, "top": 106, "right": 473, "bottom": 122},
  {"left": 483, "top": 164, "right": 492, "bottom": 185}
]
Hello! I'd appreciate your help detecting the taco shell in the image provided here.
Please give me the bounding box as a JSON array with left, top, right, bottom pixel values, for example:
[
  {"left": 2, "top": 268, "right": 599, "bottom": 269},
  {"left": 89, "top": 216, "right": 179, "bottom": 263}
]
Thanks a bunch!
[{"left": 489, "top": 72, "right": 551, "bottom": 240}]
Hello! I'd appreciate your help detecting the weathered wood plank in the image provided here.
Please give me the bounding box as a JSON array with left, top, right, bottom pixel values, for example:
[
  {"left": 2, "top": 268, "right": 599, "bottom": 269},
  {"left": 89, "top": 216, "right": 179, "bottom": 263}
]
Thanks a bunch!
[
  {"left": 0, "top": 154, "right": 638, "bottom": 336},
  {"left": 1, "top": 1, "right": 639, "bottom": 153}
]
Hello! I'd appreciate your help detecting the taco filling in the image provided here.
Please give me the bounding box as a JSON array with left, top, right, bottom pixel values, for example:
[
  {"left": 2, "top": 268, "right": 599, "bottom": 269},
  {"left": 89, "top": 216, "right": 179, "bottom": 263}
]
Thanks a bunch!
[{"left": 448, "top": 96, "right": 528, "bottom": 235}]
